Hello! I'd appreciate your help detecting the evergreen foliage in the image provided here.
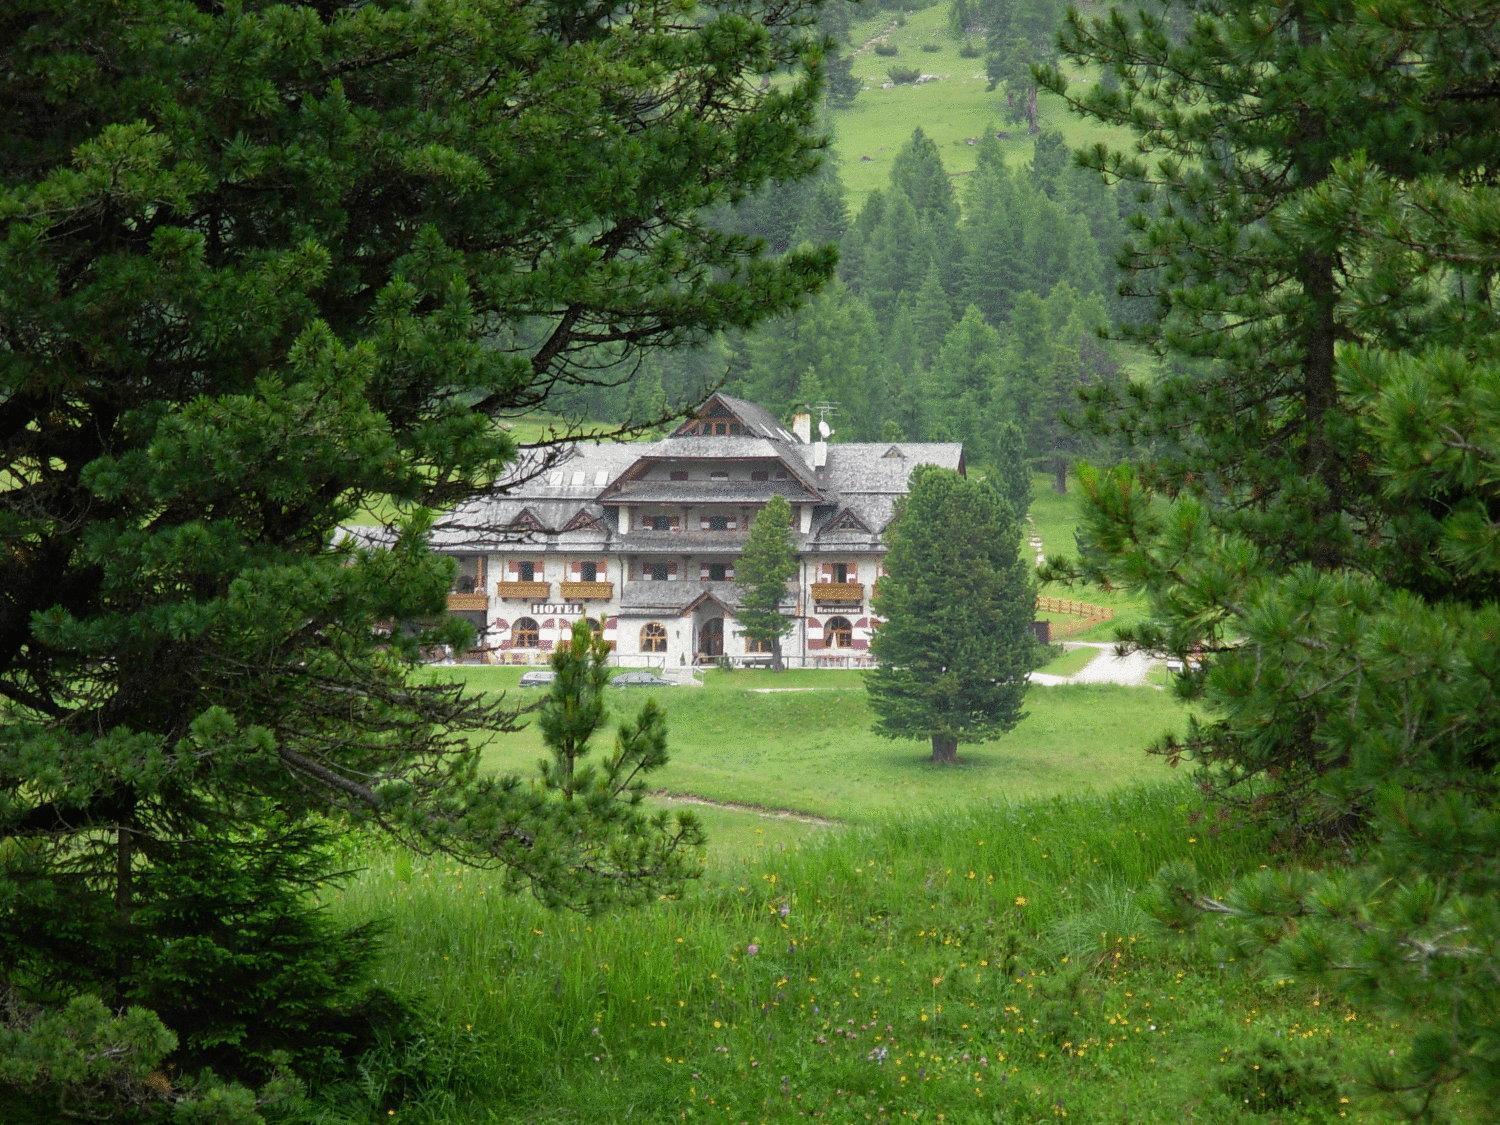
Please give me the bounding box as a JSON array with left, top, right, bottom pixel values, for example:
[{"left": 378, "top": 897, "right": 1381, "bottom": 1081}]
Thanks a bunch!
[
  {"left": 1046, "top": 0, "right": 1499, "bottom": 1109},
  {"left": 734, "top": 497, "right": 800, "bottom": 670},
  {"left": 869, "top": 467, "right": 1034, "bottom": 763},
  {"left": 0, "top": 0, "right": 821, "bottom": 1091}
]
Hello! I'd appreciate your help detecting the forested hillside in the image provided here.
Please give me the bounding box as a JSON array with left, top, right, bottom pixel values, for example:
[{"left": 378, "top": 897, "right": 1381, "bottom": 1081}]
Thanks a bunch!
[{"left": 557, "top": 0, "right": 1145, "bottom": 491}]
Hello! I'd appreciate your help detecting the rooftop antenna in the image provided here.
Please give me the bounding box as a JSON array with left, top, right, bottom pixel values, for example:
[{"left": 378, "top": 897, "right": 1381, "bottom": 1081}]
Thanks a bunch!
[{"left": 813, "top": 401, "right": 838, "bottom": 439}]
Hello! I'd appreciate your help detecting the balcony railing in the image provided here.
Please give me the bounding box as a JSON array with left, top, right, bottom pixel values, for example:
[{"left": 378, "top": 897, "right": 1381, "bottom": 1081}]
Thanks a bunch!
[
  {"left": 495, "top": 580, "right": 551, "bottom": 600},
  {"left": 810, "top": 582, "right": 865, "bottom": 604},
  {"left": 560, "top": 580, "right": 614, "bottom": 601},
  {"left": 446, "top": 592, "right": 488, "bottom": 611}
]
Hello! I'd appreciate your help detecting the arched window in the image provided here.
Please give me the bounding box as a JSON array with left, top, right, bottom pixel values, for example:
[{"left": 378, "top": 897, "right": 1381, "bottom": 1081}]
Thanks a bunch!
[
  {"left": 512, "top": 617, "right": 539, "bottom": 648},
  {"left": 641, "top": 622, "right": 668, "bottom": 653},
  {"left": 825, "top": 616, "right": 853, "bottom": 648}
]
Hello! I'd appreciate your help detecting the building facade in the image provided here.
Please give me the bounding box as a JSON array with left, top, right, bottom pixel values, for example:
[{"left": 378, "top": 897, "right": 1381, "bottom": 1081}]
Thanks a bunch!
[{"left": 430, "top": 394, "right": 964, "bottom": 667}]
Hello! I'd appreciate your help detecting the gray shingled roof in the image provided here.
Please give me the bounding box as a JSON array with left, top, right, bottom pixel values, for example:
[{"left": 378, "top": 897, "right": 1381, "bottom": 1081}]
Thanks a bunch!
[
  {"left": 617, "top": 579, "right": 793, "bottom": 614},
  {"left": 601, "top": 479, "right": 818, "bottom": 504},
  {"left": 819, "top": 442, "right": 964, "bottom": 495},
  {"left": 335, "top": 398, "right": 963, "bottom": 554}
]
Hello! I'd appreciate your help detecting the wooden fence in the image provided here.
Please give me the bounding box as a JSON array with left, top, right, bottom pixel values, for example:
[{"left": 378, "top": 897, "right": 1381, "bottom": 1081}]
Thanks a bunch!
[{"left": 1036, "top": 595, "right": 1114, "bottom": 638}]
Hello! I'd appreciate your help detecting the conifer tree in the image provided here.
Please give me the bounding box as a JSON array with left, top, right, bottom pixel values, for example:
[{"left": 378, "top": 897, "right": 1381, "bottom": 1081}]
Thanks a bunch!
[
  {"left": 0, "top": 0, "right": 828, "bottom": 1092},
  {"left": 1045, "top": 0, "right": 1498, "bottom": 1109},
  {"left": 1040, "top": 0, "right": 1498, "bottom": 829},
  {"left": 734, "top": 497, "right": 800, "bottom": 671},
  {"left": 869, "top": 467, "right": 1034, "bottom": 764},
  {"left": 926, "top": 305, "right": 1008, "bottom": 461}
]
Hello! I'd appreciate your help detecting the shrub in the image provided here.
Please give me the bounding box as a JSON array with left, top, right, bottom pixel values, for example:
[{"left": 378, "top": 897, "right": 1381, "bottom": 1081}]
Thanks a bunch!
[
  {"left": 887, "top": 66, "right": 922, "bottom": 85},
  {"left": 873, "top": 42, "right": 898, "bottom": 57},
  {"left": 921, "top": 43, "right": 941, "bottom": 52},
  {"left": 1216, "top": 1037, "right": 1342, "bottom": 1115},
  {"left": 960, "top": 40, "right": 982, "bottom": 58},
  {"left": 0, "top": 993, "right": 301, "bottom": 1123}
]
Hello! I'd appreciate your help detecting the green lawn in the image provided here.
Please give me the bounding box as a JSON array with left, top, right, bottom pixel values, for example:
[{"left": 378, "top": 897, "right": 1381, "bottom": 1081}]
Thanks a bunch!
[{"left": 433, "top": 666, "right": 1185, "bottom": 829}]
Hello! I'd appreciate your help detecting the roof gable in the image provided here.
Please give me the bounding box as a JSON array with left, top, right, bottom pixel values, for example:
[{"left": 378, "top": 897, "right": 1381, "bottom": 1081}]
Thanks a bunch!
[
  {"left": 509, "top": 507, "right": 546, "bottom": 532},
  {"left": 561, "top": 508, "right": 605, "bottom": 533},
  {"left": 671, "top": 392, "right": 796, "bottom": 442},
  {"left": 818, "top": 507, "right": 874, "bottom": 538}
]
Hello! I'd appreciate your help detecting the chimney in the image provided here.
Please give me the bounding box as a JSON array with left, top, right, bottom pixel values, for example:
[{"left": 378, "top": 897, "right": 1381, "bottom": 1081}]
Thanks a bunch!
[{"left": 791, "top": 410, "right": 811, "bottom": 444}]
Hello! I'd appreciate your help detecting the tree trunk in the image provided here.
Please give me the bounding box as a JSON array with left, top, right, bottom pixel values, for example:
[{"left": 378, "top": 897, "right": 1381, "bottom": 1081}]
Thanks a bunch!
[
  {"left": 1026, "top": 86, "right": 1039, "bottom": 134},
  {"left": 771, "top": 636, "right": 784, "bottom": 672},
  {"left": 113, "top": 820, "right": 134, "bottom": 1003},
  {"left": 930, "top": 734, "right": 958, "bottom": 764},
  {"left": 1052, "top": 457, "right": 1068, "bottom": 494}
]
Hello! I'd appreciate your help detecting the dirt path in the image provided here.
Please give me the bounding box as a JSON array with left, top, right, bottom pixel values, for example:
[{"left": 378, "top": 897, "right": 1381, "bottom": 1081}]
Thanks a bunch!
[
  {"left": 651, "top": 790, "right": 840, "bottom": 827},
  {"left": 1030, "top": 642, "right": 1161, "bottom": 688}
]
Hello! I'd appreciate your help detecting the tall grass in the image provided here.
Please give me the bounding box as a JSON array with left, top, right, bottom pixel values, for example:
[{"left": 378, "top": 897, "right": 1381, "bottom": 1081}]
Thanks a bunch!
[{"left": 324, "top": 785, "right": 1401, "bottom": 1121}]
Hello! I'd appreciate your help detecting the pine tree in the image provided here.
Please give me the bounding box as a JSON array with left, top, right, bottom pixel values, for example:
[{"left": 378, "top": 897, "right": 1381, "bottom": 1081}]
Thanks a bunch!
[
  {"left": 926, "top": 305, "right": 1008, "bottom": 460},
  {"left": 0, "top": 0, "right": 826, "bottom": 1091},
  {"left": 1044, "top": 0, "right": 1498, "bottom": 1110},
  {"left": 734, "top": 497, "right": 799, "bottom": 670},
  {"left": 992, "top": 421, "right": 1033, "bottom": 526},
  {"left": 1040, "top": 0, "right": 1498, "bottom": 829},
  {"left": 869, "top": 467, "right": 1034, "bottom": 764}
]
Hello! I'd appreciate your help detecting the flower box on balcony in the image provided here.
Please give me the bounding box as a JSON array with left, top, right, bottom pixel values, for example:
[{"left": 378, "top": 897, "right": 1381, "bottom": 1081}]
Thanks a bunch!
[
  {"left": 560, "top": 581, "right": 613, "bottom": 601},
  {"left": 446, "top": 592, "right": 489, "bottom": 611},
  {"left": 810, "top": 582, "right": 865, "bottom": 605},
  {"left": 495, "top": 581, "right": 551, "bottom": 600}
]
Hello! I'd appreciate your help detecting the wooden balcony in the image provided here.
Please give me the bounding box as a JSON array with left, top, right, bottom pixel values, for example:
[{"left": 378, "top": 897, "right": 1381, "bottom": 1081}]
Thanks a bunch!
[
  {"left": 446, "top": 592, "right": 488, "bottom": 611},
  {"left": 495, "top": 580, "right": 551, "bottom": 600},
  {"left": 810, "top": 581, "right": 865, "bottom": 604},
  {"left": 560, "top": 580, "right": 613, "bottom": 601}
]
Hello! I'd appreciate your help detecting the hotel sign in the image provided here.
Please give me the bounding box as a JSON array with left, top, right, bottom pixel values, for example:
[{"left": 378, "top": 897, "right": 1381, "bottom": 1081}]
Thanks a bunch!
[{"left": 530, "top": 602, "right": 586, "bottom": 616}]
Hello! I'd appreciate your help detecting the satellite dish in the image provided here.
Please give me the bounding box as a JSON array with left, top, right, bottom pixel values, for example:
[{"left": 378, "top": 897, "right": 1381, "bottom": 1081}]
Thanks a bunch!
[{"left": 817, "top": 419, "right": 832, "bottom": 439}]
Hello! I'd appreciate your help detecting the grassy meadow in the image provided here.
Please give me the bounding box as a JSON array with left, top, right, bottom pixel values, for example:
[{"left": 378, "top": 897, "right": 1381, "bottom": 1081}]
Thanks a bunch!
[
  {"left": 832, "top": 5, "right": 1132, "bottom": 209},
  {"left": 329, "top": 785, "right": 1410, "bottom": 1122},
  {"left": 317, "top": 605, "right": 1427, "bottom": 1119}
]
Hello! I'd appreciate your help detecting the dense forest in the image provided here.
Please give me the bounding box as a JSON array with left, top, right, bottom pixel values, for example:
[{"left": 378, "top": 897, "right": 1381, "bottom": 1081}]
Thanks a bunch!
[{"left": 557, "top": 0, "right": 1139, "bottom": 490}]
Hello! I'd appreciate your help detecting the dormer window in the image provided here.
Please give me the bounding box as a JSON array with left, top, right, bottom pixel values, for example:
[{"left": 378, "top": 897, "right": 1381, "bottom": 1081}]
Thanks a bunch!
[
  {"left": 750, "top": 470, "right": 769, "bottom": 482},
  {"left": 705, "top": 515, "right": 732, "bottom": 531},
  {"left": 709, "top": 470, "right": 729, "bottom": 482}
]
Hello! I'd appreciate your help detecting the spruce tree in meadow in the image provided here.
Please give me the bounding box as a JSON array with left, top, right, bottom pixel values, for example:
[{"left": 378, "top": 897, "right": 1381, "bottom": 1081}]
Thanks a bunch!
[
  {"left": 0, "top": 0, "right": 830, "bottom": 1099},
  {"left": 869, "top": 467, "right": 1034, "bottom": 764},
  {"left": 734, "top": 496, "right": 799, "bottom": 671}
]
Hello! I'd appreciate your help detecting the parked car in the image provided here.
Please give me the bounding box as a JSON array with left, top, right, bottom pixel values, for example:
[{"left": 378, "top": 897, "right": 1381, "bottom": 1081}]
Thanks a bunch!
[
  {"left": 518, "top": 669, "right": 556, "bottom": 688},
  {"left": 610, "top": 671, "right": 675, "bottom": 688}
]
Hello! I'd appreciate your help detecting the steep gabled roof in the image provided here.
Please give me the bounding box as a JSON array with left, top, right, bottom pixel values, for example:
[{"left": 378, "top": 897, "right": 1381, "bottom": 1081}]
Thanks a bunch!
[
  {"left": 816, "top": 506, "right": 874, "bottom": 538},
  {"left": 670, "top": 391, "right": 798, "bottom": 443}
]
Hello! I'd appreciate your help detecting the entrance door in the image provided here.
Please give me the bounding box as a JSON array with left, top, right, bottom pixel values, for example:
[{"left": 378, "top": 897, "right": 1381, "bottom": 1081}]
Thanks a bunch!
[{"left": 697, "top": 617, "right": 724, "bottom": 659}]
